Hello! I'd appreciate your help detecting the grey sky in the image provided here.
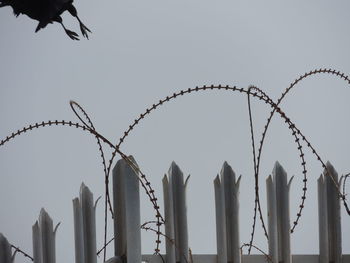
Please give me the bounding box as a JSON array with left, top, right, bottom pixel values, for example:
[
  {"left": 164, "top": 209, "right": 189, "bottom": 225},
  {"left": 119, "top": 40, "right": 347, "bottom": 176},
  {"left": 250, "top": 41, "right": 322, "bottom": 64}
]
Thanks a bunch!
[{"left": 1, "top": 1, "right": 350, "bottom": 262}]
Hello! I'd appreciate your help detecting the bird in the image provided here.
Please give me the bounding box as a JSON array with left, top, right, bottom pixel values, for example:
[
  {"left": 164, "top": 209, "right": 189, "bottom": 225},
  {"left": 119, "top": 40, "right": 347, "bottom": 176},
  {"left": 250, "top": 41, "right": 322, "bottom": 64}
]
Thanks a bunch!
[{"left": 0, "top": 0, "right": 91, "bottom": 40}]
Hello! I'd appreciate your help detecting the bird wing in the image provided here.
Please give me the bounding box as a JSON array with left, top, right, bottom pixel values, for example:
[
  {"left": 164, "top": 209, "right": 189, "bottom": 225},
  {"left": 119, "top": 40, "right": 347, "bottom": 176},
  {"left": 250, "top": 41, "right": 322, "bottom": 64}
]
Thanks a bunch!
[
  {"left": 49, "top": 0, "right": 72, "bottom": 17},
  {"left": 35, "top": 0, "right": 71, "bottom": 28}
]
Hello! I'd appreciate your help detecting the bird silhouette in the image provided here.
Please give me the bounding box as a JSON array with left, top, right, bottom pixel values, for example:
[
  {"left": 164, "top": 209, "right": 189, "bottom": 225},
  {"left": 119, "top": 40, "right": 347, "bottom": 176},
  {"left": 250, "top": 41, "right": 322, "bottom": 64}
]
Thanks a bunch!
[{"left": 0, "top": 0, "right": 90, "bottom": 40}]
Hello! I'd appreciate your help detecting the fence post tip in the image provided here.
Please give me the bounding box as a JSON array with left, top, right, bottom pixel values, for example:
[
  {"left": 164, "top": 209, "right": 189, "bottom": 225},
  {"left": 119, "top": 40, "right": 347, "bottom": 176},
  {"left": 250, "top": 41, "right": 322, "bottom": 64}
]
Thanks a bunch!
[
  {"left": 54, "top": 222, "right": 61, "bottom": 235},
  {"left": 185, "top": 174, "right": 191, "bottom": 188},
  {"left": 39, "top": 208, "right": 51, "bottom": 221},
  {"left": 94, "top": 196, "right": 102, "bottom": 209},
  {"left": 266, "top": 174, "right": 273, "bottom": 183},
  {"left": 324, "top": 161, "right": 339, "bottom": 183},
  {"left": 220, "top": 161, "right": 236, "bottom": 179},
  {"left": 288, "top": 176, "right": 294, "bottom": 190},
  {"left": 169, "top": 161, "right": 181, "bottom": 173},
  {"left": 162, "top": 174, "right": 169, "bottom": 184},
  {"left": 273, "top": 161, "right": 285, "bottom": 174},
  {"left": 80, "top": 182, "right": 86, "bottom": 191},
  {"left": 214, "top": 174, "right": 221, "bottom": 185},
  {"left": 0, "top": 233, "right": 6, "bottom": 241},
  {"left": 236, "top": 175, "right": 242, "bottom": 187}
]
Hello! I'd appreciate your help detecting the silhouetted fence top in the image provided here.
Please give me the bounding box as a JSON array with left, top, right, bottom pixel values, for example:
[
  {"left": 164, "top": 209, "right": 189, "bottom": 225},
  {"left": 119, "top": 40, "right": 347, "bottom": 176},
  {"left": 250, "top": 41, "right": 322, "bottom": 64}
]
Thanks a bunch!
[{"left": 1, "top": 158, "right": 349, "bottom": 263}]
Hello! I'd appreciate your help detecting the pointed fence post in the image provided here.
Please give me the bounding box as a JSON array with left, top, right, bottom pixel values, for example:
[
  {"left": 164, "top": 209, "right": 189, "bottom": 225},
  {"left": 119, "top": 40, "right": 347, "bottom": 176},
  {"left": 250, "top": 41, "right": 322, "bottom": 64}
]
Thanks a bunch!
[
  {"left": 73, "top": 183, "right": 99, "bottom": 263},
  {"left": 162, "top": 175, "right": 176, "bottom": 263},
  {"left": 0, "top": 233, "right": 15, "bottom": 263},
  {"left": 266, "top": 175, "right": 278, "bottom": 263},
  {"left": 32, "top": 208, "right": 59, "bottom": 263},
  {"left": 214, "top": 175, "right": 227, "bottom": 263},
  {"left": 266, "top": 162, "right": 293, "bottom": 263},
  {"left": 163, "top": 162, "right": 190, "bottom": 263},
  {"left": 214, "top": 162, "right": 241, "bottom": 263},
  {"left": 112, "top": 156, "right": 141, "bottom": 263},
  {"left": 318, "top": 162, "right": 342, "bottom": 263}
]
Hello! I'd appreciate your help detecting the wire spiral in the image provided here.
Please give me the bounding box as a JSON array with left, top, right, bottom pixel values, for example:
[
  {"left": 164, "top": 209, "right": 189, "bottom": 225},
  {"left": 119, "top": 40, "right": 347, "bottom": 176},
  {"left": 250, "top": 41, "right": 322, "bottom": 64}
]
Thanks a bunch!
[{"left": 1, "top": 69, "right": 350, "bottom": 261}]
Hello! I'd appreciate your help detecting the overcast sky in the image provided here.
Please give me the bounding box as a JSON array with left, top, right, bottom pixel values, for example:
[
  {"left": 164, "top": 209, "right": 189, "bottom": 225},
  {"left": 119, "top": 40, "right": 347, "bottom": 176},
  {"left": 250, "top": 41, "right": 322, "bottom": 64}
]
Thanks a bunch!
[{"left": 1, "top": 1, "right": 350, "bottom": 262}]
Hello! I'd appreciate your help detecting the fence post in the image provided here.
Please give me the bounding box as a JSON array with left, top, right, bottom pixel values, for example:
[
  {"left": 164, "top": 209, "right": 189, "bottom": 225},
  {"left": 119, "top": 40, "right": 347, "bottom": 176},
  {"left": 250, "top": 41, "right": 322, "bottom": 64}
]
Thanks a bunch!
[
  {"left": 318, "top": 162, "right": 342, "bottom": 263},
  {"left": 162, "top": 174, "right": 176, "bottom": 263},
  {"left": 112, "top": 156, "right": 141, "bottom": 263},
  {"left": 32, "top": 208, "right": 59, "bottom": 263},
  {"left": 0, "top": 233, "right": 15, "bottom": 263},
  {"left": 73, "top": 183, "right": 99, "bottom": 263},
  {"left": 214, "top": 174, "right": 227, "bottom": 263},
  {"left": 163, "top": 162, "right": 190, "bottom": 263},
  {"left": 266, "top": 175, "right": 278, "bottom": 263},
  {"left": 214, "top": 162, "right": 241, "bottom": 263},
  {"left": 266, "top": 162, "right": 293, "bottom": 263}
]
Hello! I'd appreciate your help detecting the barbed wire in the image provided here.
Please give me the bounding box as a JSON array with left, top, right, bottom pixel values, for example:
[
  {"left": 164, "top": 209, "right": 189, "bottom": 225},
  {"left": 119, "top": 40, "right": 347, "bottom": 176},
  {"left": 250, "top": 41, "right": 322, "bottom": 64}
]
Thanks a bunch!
[
  {"left": 1, "top": 68, "right": 350, "bottom": 261},
  {"left": 245, "top": 68, "right": 350, "bottom": 252},
  {"left": 255, "top": 68, "right": 350, "bottom": 232},
  {"left": 240, "top": 243, "right": 272, "bottom": 263},
  {"left": 10, "top": 244, "right": 34, "bottom": 261},
  {"left": 0, "top": 119, "right": 164, "bottom": 261}
]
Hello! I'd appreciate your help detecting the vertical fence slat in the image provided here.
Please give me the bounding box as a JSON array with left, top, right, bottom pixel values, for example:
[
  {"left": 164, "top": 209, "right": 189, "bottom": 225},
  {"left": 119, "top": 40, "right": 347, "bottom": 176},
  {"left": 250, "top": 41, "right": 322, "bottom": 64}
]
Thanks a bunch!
[
  {"left": 272, "top": 162, "right": 293, "bottom": 263},
  {"left": 32, "top": 222, "right": 42, "bottom": 263},
  {"left": 0, "top": 233, "right": 14, "bottom": 263},
  {"left": 221, "top": 162, "right": 241, "bottom": 263},
  {"left": 168, "top": 161, "right": 189, "bottom": 263},
  {"left": 323, "top": 162, "right": 342, "bottom": 263},
  {"left": 39, "top": 209, "right": 53, "bottom": 263},
  {"left": 113, "top": 156, "right": 141, "bottom": 263},
  {"left": 32, "top": 209, "right": 57, "bottom": 263},
  {"left": 113, "top": 158, "right": 126, "bottom": 259},
  {"left": 73, "top": 198, "right": 84, "bottom": 263},
  {"left": 214, "top": 175, "right": 227, "bottom": 263},
  {"left": 73, "top": 183, "right": 98, "bottom": 263},
  {"left": 1, "top": 160, "right": 349, "bottom": 263},
  {"left": 162, "top": 175, "right": 176, "bottom": 263},
  {"left": 80, "top": 183, "right": 97, "bottom": 263},
  {"left": 266, "top": 175, "right": 278, "bottom": 263},
  {"left": 318, "top": 174, "right": 329, "bottom": 263}
]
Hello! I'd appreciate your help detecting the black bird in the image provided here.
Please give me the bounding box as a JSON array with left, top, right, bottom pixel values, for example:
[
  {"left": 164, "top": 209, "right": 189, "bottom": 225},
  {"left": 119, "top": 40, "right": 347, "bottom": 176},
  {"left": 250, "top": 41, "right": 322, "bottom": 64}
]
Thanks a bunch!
[{"left": 0, "top": 0, "right": 90, "bottom": 40}]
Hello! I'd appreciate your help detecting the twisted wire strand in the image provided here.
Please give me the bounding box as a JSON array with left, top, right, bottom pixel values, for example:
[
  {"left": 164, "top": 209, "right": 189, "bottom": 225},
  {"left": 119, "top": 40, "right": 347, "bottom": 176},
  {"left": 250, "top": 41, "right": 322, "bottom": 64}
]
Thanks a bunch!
[
  {"left": 97, "top": 237, "right": 114, "bottom": 256},
  {"left": 342, "top": 174, "right": 350, "bottom": 215},
  {"left": 141, "top": 224, "right": 190, "bottom": 263},
  {"left": 246, "top": 85, "right": 307, "bottom": 252},
  {"left": 246, "top": 88, "right": 269, "bottom": 251},
  {"left": 240, "top": 243, "right": 272, "bottom": 263},
  {"left": 10, "top": 244, "right": 34, "bottom": 261},
  {"left": 69, "top": 100, "right": 113, "bottom": 261}
]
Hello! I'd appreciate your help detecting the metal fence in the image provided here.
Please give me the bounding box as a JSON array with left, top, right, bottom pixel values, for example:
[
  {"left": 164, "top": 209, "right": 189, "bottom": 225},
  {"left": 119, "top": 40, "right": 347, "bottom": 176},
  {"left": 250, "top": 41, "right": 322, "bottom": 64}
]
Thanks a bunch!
[{"left": 1, "top": 158, "right": 349, "bottom": 263}]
